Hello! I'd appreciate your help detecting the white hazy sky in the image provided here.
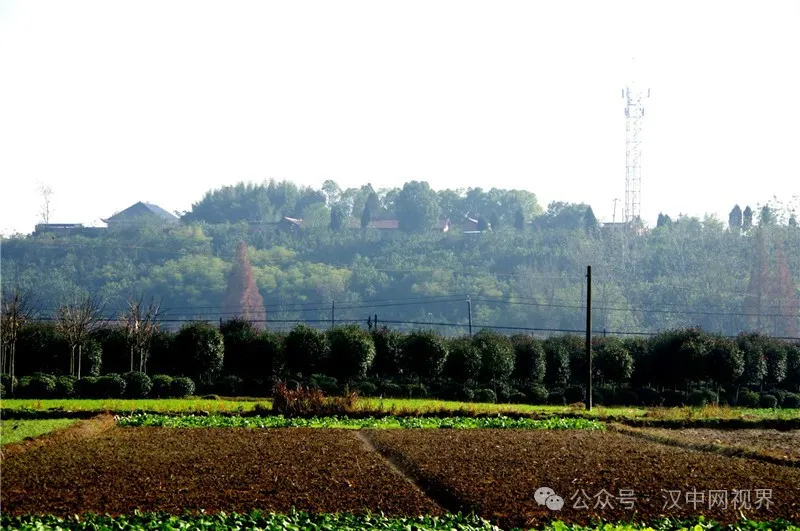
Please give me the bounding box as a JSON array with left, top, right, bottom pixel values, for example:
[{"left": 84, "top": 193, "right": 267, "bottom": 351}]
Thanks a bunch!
[{"left": 1, "top": 0, "right": 799, "bottom": 235}]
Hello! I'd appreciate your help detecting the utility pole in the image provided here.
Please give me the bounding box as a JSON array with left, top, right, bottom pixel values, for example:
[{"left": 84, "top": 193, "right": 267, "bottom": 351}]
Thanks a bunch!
[
  {"left": 585, "top": 265, "right": 593, "bottom": 411},
  {"left": 612, "top": 198, "right": 620, "bottom": 223},
  {"left": 467, "top": 295, "right": 473, "bottom": 337}
]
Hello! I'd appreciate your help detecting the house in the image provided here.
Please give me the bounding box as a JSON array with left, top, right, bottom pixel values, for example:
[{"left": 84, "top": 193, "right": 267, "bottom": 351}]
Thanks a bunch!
[
  {"left": 34, "top": 223, "right": 85, "bottom": 236},
  {"left": 102, "top": 202, "right": 179, "bottom": 228},
  {"left": 363, "top": 218, "right": 451, "bottom": 232}
]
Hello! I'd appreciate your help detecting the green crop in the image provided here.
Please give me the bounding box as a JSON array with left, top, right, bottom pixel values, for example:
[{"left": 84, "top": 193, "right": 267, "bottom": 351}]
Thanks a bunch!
[{"left": 116, "top": 413, "right": 606, "bottom": 430}]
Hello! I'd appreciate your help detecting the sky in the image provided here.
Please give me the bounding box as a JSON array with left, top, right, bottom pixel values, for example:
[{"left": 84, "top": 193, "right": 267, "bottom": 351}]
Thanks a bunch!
[{"left": 1, "top": 0, "right": 799, "bottom": 235}]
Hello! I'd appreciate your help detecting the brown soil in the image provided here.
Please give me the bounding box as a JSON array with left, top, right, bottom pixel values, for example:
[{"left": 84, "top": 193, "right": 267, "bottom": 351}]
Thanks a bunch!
[
  {"left": 363, "top": 429, "right": 800, "bottom": 528},
  {"left": 0, "top": 426, "right": 441, "bottom": 517},
  {"left": 611, "top": 425, "right": 800, "bottom": 466}
]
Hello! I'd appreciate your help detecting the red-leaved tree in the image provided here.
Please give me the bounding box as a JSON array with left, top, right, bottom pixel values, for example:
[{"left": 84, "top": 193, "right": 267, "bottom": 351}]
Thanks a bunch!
[
  {"left": 222, "top": 242, "right": 267, "bottom": 328},
  {"left": 775, "top": 244, "right": 799, "bottom": 338}
]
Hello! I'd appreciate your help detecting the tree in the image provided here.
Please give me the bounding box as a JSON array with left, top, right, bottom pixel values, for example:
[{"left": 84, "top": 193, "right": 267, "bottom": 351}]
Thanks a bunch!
[
  {"left": 728, "top": 205, "right": 743, "bottom": 232},
  {"left": 301, "top": 203, "right": 331, "bottom": 228},
  {"left": 395, "top": 181, "right": 441, "bottom": 232},
  {"left": 744, "top": 230, "right": 769, "bottom": 332},
  {"left": 1, "top": 290, "right": 35, "bottom": 393},
  {"left": 489, "top": 212, "right": 500, "bottom": 231},
  {"left": 445, "top": 336, "right": 482, "bottom": 384},
  {"left": 705, "top": 336, "right": 744, "bottom": 397},
  {"left": 361, "top": 203, "right": 372, "bottom": 230},
  {"left": 401, "top": 330, "right": 448, "bottom": 381},
  {"left": 119, "top": 295, "right": 163, "bottom": 373},
  {"left": 284, "top": 324, "right": 329, "bottom": 377},
  {"left": 584, "top": 206, "right": 599, "bottom": 235},
  {"left": 759, "top": 205, "right": 773, "bottom": 226},
  {"left": 321, "top": 179, "right": 342, "bottom": 206},
  {"left": 775, "top": 245, "right": 799, "bottom": 338},
  {"left": 477, "top": 217, "right": 490, "bottom": 232},
  {"left": 742, "top": 206, "right": 753, "bottom": 231},
  {"left": 174, "top": 321, "right": 224, "bottom": 385},
  {"left": 510, "top": 334, "right": 546, "bottom": 385},
  {"left": 594, "top": 337, "right": 633, "bottom": 387},
  {"left": 371, "top": 328, "right": 403, "bottom": 379},
  {"left": 222, "top": 242, "right": 266, "bottom": 328},
  {"left": 473, "top": 329, "right": 515, "bottom": 385},
  {"left": 514, "top": 209, "right": 525, "bottom": 231},
  {"left": 56, "top": 296, "right": 104, "bottom": 379},
  {"left": 326, "top": 325, "right": 376, "bottom": 382},
  {"left": 37, "top": 182, "right": 54, "bottom": 225},
  {"left": 330, "top": 204, "right": 346, "bottom": 231}
]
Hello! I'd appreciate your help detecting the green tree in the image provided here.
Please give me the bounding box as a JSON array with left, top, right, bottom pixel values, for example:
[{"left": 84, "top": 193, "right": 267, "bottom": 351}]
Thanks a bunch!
[
  {"left": 370, "top": 328, "right": 403, "bottom": 379},
  {"left": 705, "top": 336, "right": 744, "bottom": 397},
  {"left": 514, "top": 209, "right": 525, "bottom": 231},
  {"left": 395, "top": 181, "right": 441, "bottom": 232},
  {"left": 326, "top": 325, "right": 376, "bottom": 382},
  {"left": 473, "top": 329, "right": 514, "bottom": 385},
  {"left": 445, "top": 336, "right": 482, "bottom": 384},
  {"left": 283, "top": 325, "right": 329, "bottom": 377},
  {"left": 584, "top": 206, "right": 599, "bottom": 235},
  {"left": 594, "top": 337, "right": 633, "bottom": 387},
  {"left": 743, "top": 205, "right": 753, "bottom": 230},
  {"left": 510, "top": 334, "right": 546, "bottom": 385},
  {"left": 173, "top": 322, "right": 224, "bottom": 385},
  {"left": 728, "top": 205, "right": 743, "bottom": 232},
  {"left": 361, "top": 203, "right": 372, "bottom": 230},
  {"left": 401, "top": 330, "right": 448, "bottom": 381}
]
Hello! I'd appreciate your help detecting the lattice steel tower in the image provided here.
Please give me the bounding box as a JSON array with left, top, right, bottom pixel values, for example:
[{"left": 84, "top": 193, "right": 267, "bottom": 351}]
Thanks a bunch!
[{"left": 622, "top": 78, "right": 649, "bottom": 224}]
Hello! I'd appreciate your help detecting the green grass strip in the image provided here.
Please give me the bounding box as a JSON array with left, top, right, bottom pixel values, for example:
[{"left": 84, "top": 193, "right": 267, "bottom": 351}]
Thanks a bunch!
[
  {"left": 0, "top": 418, "right": 77, "bottom": 445},
  {"left": 1, "top": 511, "right": 499, "bottom": 531},
  {"left": 116, "top": 413, "right": 606, "bottom": 430}
]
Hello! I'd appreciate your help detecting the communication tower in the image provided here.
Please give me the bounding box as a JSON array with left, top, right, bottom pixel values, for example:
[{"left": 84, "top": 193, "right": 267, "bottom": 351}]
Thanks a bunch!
[{"left": 622, "top": 75, "right": 649, "bottom": 224}]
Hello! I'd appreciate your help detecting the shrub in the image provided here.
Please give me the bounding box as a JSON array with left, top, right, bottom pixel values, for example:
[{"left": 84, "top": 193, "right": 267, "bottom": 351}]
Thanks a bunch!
[
  {"left": 202, "top": 394, "right": 220, "bottom": 400},
  {"left": 241, "top": 378, "right": 268, "bottom": 397},
  {"left": 271, "top": 382, "right": 325, "bottom": 417},
  {"left": 0, "top": 382, "right": 4, "bottom": 398},
  {"left": 526, "top": 383, "right": 549, "bottom": 405},
  {"left": 370, "top": 328, "right": 404, "bottom": 379},
  {"left": 564, "top": 385, "right": 585, "bottom": 404},
  {"left": 1, "top": 374, "right": 17, "bottom": 397},
  {"left": 472, "top": 329, "right": 515, "bottom": 385},
  {"left": 445, "top": 336, "right": 481, "bottom": 384},
  {"left": 150, "top": 374, "right": 173, "bottom": 398},
  {"left": 510, "top": 334, "right": 546, "bottom": 385},
  {"left": 174, "top": 322, "right": 225, "bottom": 385},
  {"left": 309, "top": 374, "right": 339, "bottom": 396},
  {"left": 662, "top": 390, "right": 686, "bottom": 407},
  {"left": 380, "top": 382, "right": 402, "bottom": 398},
  {"left": 401, "top": 330, "right": 448, "bottom": 382},
  {"left": 542, "top": 337, "right": 572, "bottom": 388},
  {"left": 594, "top": 337, "right": 634, "bottom": 386},
  {"left": 617, "top": 389, "right": 640, "bottom": 407},
  {"left": 17, "top": 373, "right": 57, "bottom": 398},
  {"left": 547, "top": 389, "right": 566, "bottom": 405},
  {"left": 737, "top": 388, "right": 760, "bottom": 408},
  {"left": 437, "top": 384, "right": 474, "bottom": 402},
  {"left": 507, "top": 391, "right": 527, "bottom": 404},
  {"left": 404, "top": 383, "right": 428, "bottom": 398},
  {"left": 55, "top": 376, "right": 77, "bottom": 398},
  {"left": 123, "top": 372, "right": 152, "bottom": 398},
  {"left": 782, "top": 393, "right": 800, "bottom": 408},
  {"left": 169, "top": 377, "right": 196, "bottom": 398},
  {"left": 75, "top": 376, "right": 100, "bottom": 398},
  {"left": 474, "top": 388, "right": 497, "bottom": 404},
  {"left": 759, "top": 394, "right": 778, "bottom": 409},
  {"left": 97, "top": 374, "right": 126, "bottom": 398},
  {"left": 283, "top": 325, "right": 330, "bottom": 378},
  {"left": 220, "top": 318, "right": 259, "bottom": 378},
  {"left": 326, "top": 325, "right": 376, "bottom": 382},
  {"left": 637, "top": 387, "right": 664, "bottom": 407},
  {"left": 214, "top": 375, "right": 244, "bottom": 396},
  {"left": 687, "top": 389, "right": 713, "bottom": 407},
  {"left": 355, "top": 381, "right": 378, "bottom": 397}
]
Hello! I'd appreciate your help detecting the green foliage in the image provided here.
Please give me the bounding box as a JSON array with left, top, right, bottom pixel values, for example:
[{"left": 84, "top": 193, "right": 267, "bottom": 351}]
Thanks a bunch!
[
  {"left": 355, "top": 381, "right": 378, "bottom": 397},
  {"left": 370, "top": 328, "right": 403, "bottom": 379},
  {"left": 547, "top": 389, "right": 565, "bottom": 405},
  {"left": 738, "top": 388, "right": 760, "bottom": 408},
  {"left": 472, "top": 329, "right": 514, "bottom": 384},
  {"left": 284, "top": 325, "right": 330, "bottom": 377},
  {"left": 122, "top": 372, "right": 152, "bottom": 398},
  {"left": 511, "top": 334, "right": 546, "bottom": 385},
  {"left": 473, "top": 388, "right": 497, "bottom": 403},
  {"left": 786, "top": 344, "right": 800, "bottom": 392},
  {"left": 688, "top": 389, "right": 717, "bottom": 407},
  {"left": 173, "top": 322, "right": 225, "bottom": 385},
  {"left": 445, "top": 336, "right": 482, "bottom": 384},
  {"left": 0, "top": 419, "right": 77, "bottom": 446},
  {"left": 594, "top": 337, "right": 633, "bottom": 385},
  {"left": 16, "top": 373, "right": 57, "bottom": 398},
  {"left": 526, "top": 383, "right": 549, "bottom": 405},
  {"left": 309, "top": 373, "right": 339, "bottom": 395},
  {"left": 150, "top": 374, "right": 173, "bottom": 398},
  {"left": 564, "top": 385, "right": 585, "bottom": 404},
  {"left": 706, "top": 336, "right": 745, "bottom": 388},
  {"left": 118, "top": 413, "right": 605, "bottom": 430},
  {"left": 543, "top": 337, "right": 571, "bottom": 388},
  {"left": 97, "top": 374, "right": 127, "bottom": 398},
  {"left": 326, "top": 325, "right": 376, "bottom": 382},
  {"left": 402, "top": 330, "right": 448, "bottom": 381},
  {"left": 213, "top": 375, "right": 244, "bottom": 395},
  {"left": 759, "top": 393, "right": 778, "bottom": 409},
  {"left": 783, "top": 392, "right": 800, "bottom": 408},
  {"left": 75, "top": 377, "right": 100, "bottom": 398},
  {"left": 395, "top": 180, "right": 442, "bottom": 232},
  {"left": 738, "top": 333, "right": 768, "bottom": 387},
  {"left": 54, "top": 375, "right": 77, "bottom": 398},
  {"left": 169, "top": 376, "right": 195, "bottom": 398}
]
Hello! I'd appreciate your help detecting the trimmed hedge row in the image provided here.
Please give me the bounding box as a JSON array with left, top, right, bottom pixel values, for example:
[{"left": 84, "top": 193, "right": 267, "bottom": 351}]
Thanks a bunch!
[{"left": 6, "top": 372, "right": 195, "bottom": 399}]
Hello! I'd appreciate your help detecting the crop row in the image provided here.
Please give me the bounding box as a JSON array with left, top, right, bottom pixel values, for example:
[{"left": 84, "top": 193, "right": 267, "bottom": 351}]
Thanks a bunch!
[
  {"left": 2, "top": 513, "right": 798, "bottom": 531},
  {"left": 116, "top": 413, "right": 606, "bottom": 430}
]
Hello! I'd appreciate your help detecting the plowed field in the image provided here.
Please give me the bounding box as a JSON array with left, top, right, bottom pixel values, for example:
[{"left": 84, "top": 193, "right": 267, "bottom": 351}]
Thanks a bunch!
[
  {"left": 0, "top": 426, "right": 441, "bottom": 517},
  {"left": 364, "top": 429, "right": 800, "bottom": 528}
]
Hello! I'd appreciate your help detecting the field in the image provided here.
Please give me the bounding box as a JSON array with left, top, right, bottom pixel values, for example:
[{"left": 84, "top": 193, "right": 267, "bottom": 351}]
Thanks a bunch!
[
  {"left": 0, "top": 419, "right": 77, "bottom": 446},
  {"left": 2, "top": 411, "right": 800, "bottom": 530}
]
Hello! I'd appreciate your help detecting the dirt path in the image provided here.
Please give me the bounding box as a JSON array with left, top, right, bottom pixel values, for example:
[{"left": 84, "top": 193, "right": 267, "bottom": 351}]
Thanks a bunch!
[{"left": 1, "top": 414, "right": 116, "bottom": 460}]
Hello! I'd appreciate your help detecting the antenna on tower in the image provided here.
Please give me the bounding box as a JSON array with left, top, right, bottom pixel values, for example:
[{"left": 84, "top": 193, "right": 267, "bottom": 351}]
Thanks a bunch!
[{"left": 622, "top": 58, "right": 649, "bottom": 225}]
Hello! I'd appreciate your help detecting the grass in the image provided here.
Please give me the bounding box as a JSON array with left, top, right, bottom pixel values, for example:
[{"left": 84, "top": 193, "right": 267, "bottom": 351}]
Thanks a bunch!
[
  {"left": 116, "top": 413, "right": 606, "bottom": 430},
  {"left": 2, "top": 397, "right": 797, "bottom": 421},
  {"left": 0, "top": 418, "right": 77, "bottom": 445}
]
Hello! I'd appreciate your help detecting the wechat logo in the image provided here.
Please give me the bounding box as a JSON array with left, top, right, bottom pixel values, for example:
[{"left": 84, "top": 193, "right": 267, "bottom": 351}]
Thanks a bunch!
[{"left": 535, "top": 487, "right": 564, "bottom": 511}]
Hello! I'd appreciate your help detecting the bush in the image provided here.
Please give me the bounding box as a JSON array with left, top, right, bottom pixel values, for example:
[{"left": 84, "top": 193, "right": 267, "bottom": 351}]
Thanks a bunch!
[
  {"left": 380, "top": 382, "right": 402, "bottom": 398},
  {"left": 174, "top": 322, "right": 225, "bottom": 385},
  {"left": 55, "top": 376, "right": 77, "bottom": 398},
  {"left": 283, "top": 325, "right": 329, "bottom": 377},
  {"left": 737, "top": 388, "right": 760, "bottom": 408},
  {"left": 402, "top": 330, "right": 448, "bottom": 382},
  {"left": 150, "top": 374, "right": 173, "bottom": 398},
  {"left": 617, "top": 389, "right": 640, "bottom": 407},
  {"left": 474, "top": 388, "right": 497, "bottom": 404},
  {"left": 213, "top": 375, "right": 244, "bottom": 396},
  {"left": 17, "top": 373, "right": 57, "bottom": 398},
  {"left": 687, "top": 389, "right": 715, "bottom": 407},
  {"left": 94, "top": 374, "right": 126, "bottom": 398},
  {"left": 759, "top": 393, "right": 778, "bottom": 409},
  {"left": 326, "top": 325, "right": 376, "bottom": 382},
  {"left": 75, "top": 377, "right": 100, "bottom": 398},
  {"left": 564, "top": 385, "right": 585, "bottom": 404},
  {"left": 637, "top": 387, "right": 663, "bottom": 407},
  {"left": 511, "top": 334, "right": 546, "bottom": 385},
  {"left": 547, "top": 389, "right": 566, "bottom": 405},
  {"left": 542, "top": 337, "right": 572, "bottom": 389},
  {"left": 526, "top": 383, "right": 549, "bottom": 405},
  {"left": 507, "top": 391, "right": 528, "bottom": 404},
  {"left": 594, "top": 337, "right": 634, "bottom": 386},
  {"left": 371, "top": 328, "right": 404, "bottom": 379},
  {"left": 123, "top": 372, "right": 152, "bottom": 398},
  {"left": 169, "top": 376, "right": 196, "bottom": 398},
  {"left": 472, "top": 329, "right": 515, "bottom": 385},
  {"left": 404, "top": 383, "right": 428, "bottom": 398},
  {"left": 437, "top": 384, "right": 474, "bottom": 402},
  {"left": 662, "top": 390, "right": 686, "bottom": 407},
  {"left": 782, "top": 393, "right": 800, "bottom": 408},
  {"left": 445, "top": 337, "right": 482, "bottom": 385},
  {"left": 355, "top": 381, "right": 378, "bottom": 397},
  {"left": 309, "top": 374, "right": 339, "bottom": 396}
]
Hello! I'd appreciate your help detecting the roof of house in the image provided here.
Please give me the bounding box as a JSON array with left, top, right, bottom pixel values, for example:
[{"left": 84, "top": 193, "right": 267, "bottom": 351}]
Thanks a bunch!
[
  {"left": 102, "top": 202, "right": 178, "bottom": 223},
  {"left": 368, "top": 219, "right": 400, "bottom": 230},
  {"left": 282, "top": 216, "right": 303, "bottom": 226}
]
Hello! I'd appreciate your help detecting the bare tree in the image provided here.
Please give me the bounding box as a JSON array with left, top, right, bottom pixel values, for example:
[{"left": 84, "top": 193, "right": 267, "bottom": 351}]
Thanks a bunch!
[
  {"left": 1, "top": 290, "right": 35, "bottom": 392},
  {"left": 38, "top": 182, "right": 54, "bottom": 225},
  {"left": 56, "top": 296, "right": 104, "bottom": 378},
  {"left": 120, "top": 295, "right": 163, "bottom": 373}
]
